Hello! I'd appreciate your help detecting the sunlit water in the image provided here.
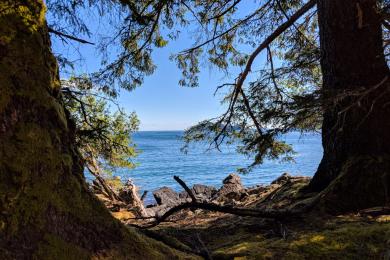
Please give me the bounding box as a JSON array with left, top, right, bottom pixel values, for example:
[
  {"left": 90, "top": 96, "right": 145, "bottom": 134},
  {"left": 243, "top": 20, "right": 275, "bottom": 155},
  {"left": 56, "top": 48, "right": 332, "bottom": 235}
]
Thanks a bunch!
[{"left": 86, "top": 131, "right": 323, "bottom": 204}]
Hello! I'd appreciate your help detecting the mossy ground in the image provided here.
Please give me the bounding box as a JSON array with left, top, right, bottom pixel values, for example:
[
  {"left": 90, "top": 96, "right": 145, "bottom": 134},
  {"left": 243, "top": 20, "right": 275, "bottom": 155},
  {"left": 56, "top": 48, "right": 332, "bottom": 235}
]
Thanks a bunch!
[{"left": 205, "top": 215, "right": 390, "bottom": 259}]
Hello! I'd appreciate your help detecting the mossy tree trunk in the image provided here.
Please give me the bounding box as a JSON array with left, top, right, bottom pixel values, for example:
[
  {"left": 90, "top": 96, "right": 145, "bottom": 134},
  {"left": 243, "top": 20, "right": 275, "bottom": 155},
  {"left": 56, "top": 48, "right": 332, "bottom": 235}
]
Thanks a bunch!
[
  {"left": 0, "top": 1, "right": 192, "bottom": 258},
  {"left": 308, "top": 0, "right": 390, "bottom": 212}
]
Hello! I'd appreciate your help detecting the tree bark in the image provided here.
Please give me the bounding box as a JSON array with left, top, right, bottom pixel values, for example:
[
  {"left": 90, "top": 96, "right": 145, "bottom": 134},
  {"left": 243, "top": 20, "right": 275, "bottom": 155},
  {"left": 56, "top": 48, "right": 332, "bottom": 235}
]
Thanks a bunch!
[
  {"left": 0, "top": 1, "right": 190, "bottom": 258},
  {"left": 308, "top": 0, "right": 390, "bottom": 212}
]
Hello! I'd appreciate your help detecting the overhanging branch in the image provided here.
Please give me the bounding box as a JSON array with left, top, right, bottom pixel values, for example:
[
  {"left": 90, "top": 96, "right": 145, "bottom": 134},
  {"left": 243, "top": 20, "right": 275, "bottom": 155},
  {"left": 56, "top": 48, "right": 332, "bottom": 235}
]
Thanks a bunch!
[
  {"left": 214, "top": 0, "right": 316, "bottom": 142},
  {"left": 48, "top": 27, "right": 95, "bottom": 45}
]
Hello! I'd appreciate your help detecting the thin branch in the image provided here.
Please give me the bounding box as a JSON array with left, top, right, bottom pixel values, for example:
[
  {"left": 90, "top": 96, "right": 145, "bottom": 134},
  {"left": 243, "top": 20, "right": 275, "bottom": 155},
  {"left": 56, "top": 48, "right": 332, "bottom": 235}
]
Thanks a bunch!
[
  {"left": 196, "top": 233, "right": 213, "bottom": 260},
  {"left": 181, "top": 0, "right": 273, "bottom": 54},
  {"left": 213, "top": 0, "right": 316, "bottom": 143},
  {"left": 239, "top": 88, "right": 263, "bottom": 136},
  {"left": 207, "top": 0, "right": 242, "bottom": 22},
  {"left": 174, "top": 175, "right": 197, "bottom": 202},
  {"left": 181, "top": 0, "right": 204, "bottom": 27},
  {"left": 48, "top": 27, "right": 94, "bottom": 45},
  {"left": 275, "top": 0, "right": 316, "bottom": 46},
  {"left": 140, "top": 191, "right": 148, "bottom": 201}
]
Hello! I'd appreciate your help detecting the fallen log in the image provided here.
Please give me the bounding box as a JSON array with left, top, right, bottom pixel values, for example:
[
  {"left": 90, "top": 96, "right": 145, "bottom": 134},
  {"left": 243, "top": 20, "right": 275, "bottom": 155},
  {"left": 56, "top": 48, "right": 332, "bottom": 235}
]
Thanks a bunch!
[{"left": 140, "top": 176, "right": 315, "bottom": 229}]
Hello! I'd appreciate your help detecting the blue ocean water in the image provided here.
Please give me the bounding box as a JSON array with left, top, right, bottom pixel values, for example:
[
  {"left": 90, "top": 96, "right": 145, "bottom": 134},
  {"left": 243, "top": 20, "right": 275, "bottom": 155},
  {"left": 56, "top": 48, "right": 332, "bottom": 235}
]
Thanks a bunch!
[{"left": 110, "top": 131, "right": 323, "bottom": 203}]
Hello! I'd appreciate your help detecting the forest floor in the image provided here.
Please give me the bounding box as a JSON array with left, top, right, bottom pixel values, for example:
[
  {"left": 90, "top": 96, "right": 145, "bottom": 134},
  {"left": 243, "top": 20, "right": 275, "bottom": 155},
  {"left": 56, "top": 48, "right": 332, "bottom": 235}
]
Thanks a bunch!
[{"left": 101, "top": 176, "right": 390, "bottom": 259}]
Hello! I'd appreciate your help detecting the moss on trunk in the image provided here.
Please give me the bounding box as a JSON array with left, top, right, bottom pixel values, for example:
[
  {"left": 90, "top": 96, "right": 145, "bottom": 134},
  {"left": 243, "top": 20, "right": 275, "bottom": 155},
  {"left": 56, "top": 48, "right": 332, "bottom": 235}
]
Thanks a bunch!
[
  {"left": 0, "top": 1, "right": 196, "bottom": 258},
  {"left": 317, "top": 155, "right": 390, "bottom": 213}
]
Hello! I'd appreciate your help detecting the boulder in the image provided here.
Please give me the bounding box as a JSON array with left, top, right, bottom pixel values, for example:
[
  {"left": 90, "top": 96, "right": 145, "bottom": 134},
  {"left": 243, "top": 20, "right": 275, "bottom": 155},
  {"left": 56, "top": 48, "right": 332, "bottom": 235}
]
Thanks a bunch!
[
  {"left": 179, "top": 184, "right": 217, "bottom": 202},
  {"left": 271, "top": 173, "right": 292, "bottom": 185},
  {"left": 153, "top": 187, "right": 180, "bottom": 207},
  {"left": 145, "top": 204, "right": 171, "bottom": 218},
  {"left": 213, "top": 174, "right": 245, "bottom": 202},
  {"left": 223, "top": 173, "right": 242, "bottom": 185},
  {"left": 193, "top": 184, "right": 217, "bottom": 201},
  {"left": 178, "top": 190, "right": 189, "bottom": 199},
  {"left": 246, "top": 185, "right": 267, "bottom": 195}
]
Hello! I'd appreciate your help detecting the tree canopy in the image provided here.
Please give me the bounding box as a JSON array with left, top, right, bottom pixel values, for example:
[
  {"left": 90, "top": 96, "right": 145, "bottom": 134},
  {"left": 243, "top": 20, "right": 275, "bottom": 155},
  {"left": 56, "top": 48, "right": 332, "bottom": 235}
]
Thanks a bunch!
[
  {"left": 2, "top": 0, "right": 390, "bottom": 258},
  {"left": 45, "top": 0, "right": 390, "bottom": 173}
]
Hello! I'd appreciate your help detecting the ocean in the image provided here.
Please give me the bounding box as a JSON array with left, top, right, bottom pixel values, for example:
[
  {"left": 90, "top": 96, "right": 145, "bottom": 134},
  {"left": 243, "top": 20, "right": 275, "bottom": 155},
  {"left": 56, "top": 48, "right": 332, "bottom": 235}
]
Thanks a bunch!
[{"left": 106, "top": 131, "right": 323, "bottom": 204}]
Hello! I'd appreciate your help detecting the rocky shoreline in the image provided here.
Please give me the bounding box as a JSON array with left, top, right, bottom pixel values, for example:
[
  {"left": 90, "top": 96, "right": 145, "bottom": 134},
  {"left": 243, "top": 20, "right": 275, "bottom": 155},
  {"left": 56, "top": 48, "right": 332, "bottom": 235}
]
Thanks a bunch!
[
  {"left": 90, "top": 172, "right": 389, "bottom": 259},
  {"left": 145, "top": 172, "right": 312, "bottom": 217},
  {"left": 92, "top": 171, "right": 311, "bottom": 220}
]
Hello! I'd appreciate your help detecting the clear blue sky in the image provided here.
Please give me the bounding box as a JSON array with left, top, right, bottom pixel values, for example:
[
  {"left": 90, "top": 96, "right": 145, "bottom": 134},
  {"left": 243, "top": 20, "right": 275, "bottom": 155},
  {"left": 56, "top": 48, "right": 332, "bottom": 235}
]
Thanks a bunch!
[
  {"left": 50, "top": 3, "right": 264, "bottom": 131},
  {"left": 117, "top": 44, "right": 228, "bottom": 131}
]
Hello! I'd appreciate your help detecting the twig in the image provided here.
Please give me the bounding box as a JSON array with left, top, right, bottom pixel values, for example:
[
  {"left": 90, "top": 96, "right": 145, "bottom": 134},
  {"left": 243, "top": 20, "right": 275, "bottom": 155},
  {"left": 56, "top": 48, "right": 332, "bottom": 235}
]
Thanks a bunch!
[
  {"left": 207, "top": 0, "right": 242, "bottom": 22},
  {"left": 174, "top": 175, "right": 197, "bottom": 202},
  {"left": 196, "top": 233, "right": 213, "bottom": 260},
  {"left": 275, "top": 0, "right": 316, "bottom": 46},
  {"left": 48, "top": 27, "right": 94, "bottom": 45},
  {"left": 140, "top": 190, "right": 148, "bottom": 201},
  {"left": 181, "top": 1, "right": 273, "bottom": 54},
  {"left": 239, "top": 88, "right": 263, "bottom": 136}
]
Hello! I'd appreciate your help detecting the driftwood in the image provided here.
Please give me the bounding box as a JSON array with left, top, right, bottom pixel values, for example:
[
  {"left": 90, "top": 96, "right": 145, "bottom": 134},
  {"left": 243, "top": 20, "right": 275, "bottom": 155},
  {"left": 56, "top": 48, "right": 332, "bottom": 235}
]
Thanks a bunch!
[
  {"left": 121, "top": 180, "right": 150, "bottom": 218},
  {"left": 92, "top": 179, "right": 111, "bottom": 199},
  {"left": 86, "top": 155, "right": 121, "bottom": 202},
  {"left": 174, "top": 176, "right": 197, "bottom": 202},
  {"left": 140, "top": 176, "right": 315, "bottom": 229},
  {"left": 84, "top": 147, "right": 149, "bottom": 217}
]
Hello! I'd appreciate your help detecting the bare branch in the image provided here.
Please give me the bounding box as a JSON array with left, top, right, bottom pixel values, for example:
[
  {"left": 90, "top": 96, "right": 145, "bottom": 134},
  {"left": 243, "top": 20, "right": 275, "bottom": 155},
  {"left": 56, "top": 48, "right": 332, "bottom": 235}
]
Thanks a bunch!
[
  {"left": 275, "top": 0, "right": 316, "bottom": 46},
  {"left": 174, "top": 175, "right": 197, "bottom": 202},
  {"left": 140, "top": 191, "right": 148, "bottom": 201},
  {"left": 214, "top": 0, "right": 316, "bottom": 143},
  {"left": 48, "top": 27, "right": 94, "bottom": 45},
  {"left": 181, "top": 0, "right": 273, "bottom": 54},
  {"left": 207, "top": 0, "right": 242, "bottom": 22},
  {"left": 141, "top": 201, "right": 301, "bottom": 229}
]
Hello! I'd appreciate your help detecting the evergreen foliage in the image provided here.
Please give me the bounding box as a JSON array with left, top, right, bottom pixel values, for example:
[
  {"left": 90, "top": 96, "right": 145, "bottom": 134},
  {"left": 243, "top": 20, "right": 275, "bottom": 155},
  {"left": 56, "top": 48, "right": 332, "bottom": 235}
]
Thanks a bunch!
[
  {"left": 45, "top": 0, "right": 390, "bottom": 174},
  {"left": 61, "top": 77, "right": 139, "bottom": 176}
]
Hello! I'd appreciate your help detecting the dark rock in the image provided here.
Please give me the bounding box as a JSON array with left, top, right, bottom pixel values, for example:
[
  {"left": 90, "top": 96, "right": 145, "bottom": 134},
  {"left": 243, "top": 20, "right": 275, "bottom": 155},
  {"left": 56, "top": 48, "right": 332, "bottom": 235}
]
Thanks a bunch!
[
  {"left": 271, "top": 173, "right": 292, "bottom": 185},
  {"left": 213, "top": 174, "right": 245, "bottom": 202},
  {"left": 178, "top": 190, "right": 189, "bottom": 199},
  {"left": 246, "top": 185, "right": 267, "bottom": 195},
  {"left": 193, "top": 184, "right": 217, "bottom": 201},
  {"left": 153, "top": 187, "right": 180, "bottom": 207},
  {"left": 178, "top": 184, "right": 217, "bottom": 202},
  {"left": 223, "top": 173, "right": 242, "bottom": 185},
  {"left": 145, "top": 204, "right": 171, "bottom": 218}
]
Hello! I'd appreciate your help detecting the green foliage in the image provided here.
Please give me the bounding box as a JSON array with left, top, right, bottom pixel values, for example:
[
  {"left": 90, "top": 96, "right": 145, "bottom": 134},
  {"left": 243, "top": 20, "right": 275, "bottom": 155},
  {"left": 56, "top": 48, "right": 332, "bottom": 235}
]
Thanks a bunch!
[
  {"left": 44, "top": 0, "right": 320, "bottom": 173},
  {"left": 61, "top": 77, "right": 139, "bottom": 174},
  {"left": 45, "top": 1, "right": 390, "bottom": 172}
]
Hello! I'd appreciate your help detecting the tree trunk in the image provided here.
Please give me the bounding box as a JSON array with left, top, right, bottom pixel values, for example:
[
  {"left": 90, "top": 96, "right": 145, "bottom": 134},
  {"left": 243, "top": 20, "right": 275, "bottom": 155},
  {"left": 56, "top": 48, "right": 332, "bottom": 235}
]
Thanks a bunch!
[
  {"left": 0, "top": 1, "right": 191, "bottom": 258},
  {"left": 308, "top": 0, "right": 390, "bottom": 212}
]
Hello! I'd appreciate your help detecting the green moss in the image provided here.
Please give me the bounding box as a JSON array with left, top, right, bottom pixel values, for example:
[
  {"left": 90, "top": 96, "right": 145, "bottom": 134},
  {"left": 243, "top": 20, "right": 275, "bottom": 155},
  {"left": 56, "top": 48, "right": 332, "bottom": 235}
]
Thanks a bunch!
[
  {"left": 212, "top": 221, "right": 390, "bottom": 259},
  {"left": 317, "top": 155, "right": 390, "bottom": 213},
  {"left": 0, "top": 1, "right": 199, "bottom": 258},
  {"left": 33, "top": 234, "right": 91, "bottom": 260}
]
